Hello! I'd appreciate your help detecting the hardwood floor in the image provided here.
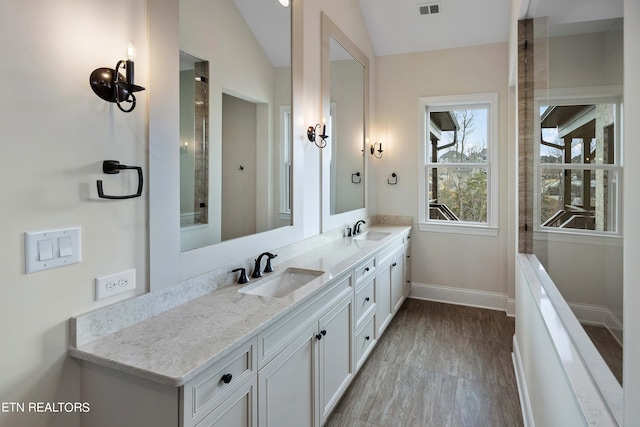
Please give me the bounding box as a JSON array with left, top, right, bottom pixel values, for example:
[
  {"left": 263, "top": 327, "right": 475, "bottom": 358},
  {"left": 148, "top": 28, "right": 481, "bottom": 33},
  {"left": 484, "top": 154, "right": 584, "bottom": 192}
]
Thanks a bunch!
[
  {"left": 326, "top": 299, "right": 523, "bottom": 427},
  {"left": 583, "top": 324, "right": 623, "bottom": 385}
]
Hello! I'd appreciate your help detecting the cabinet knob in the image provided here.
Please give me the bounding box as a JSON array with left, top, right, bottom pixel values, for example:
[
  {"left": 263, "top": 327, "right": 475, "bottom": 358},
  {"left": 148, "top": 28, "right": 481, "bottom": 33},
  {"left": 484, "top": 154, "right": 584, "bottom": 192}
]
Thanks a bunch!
[
  {"left": 392, "top": 262, "right": 397, "bottom": 267},
  {"left": 365, "top": 297, "right": 370, "bottom": 302},
  {"left": 316, "top": 333, "right": 322, "bottom": 340},
  {"left": 365, "top": 336, "right": 370, "bottom": 341},
  {"left": 364, "top": 267, "right": 370, "bottom": 272},
  {"left": 321, "top": 329, "right": 327, "bottom": 336},
  {"left": 221, "top": 373, "right": 233, "bottom": 384}
]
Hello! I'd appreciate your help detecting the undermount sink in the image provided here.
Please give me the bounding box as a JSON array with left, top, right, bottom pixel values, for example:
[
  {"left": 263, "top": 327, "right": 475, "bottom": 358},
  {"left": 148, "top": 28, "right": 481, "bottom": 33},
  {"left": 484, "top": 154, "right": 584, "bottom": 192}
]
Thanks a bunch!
[
  {"left": 238, "top": 268, "right": 324, "bottom": 298},
  {"left": 353, "top": 231, "right": 390, "bottom": 241}
]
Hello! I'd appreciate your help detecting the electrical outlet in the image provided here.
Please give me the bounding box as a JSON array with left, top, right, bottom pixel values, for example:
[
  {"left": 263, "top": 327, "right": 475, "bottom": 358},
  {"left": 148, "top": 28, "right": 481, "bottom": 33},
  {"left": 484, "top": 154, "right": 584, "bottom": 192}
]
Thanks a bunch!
[{"left": 95, "top": 269, "right": 136, "bottom": 300}]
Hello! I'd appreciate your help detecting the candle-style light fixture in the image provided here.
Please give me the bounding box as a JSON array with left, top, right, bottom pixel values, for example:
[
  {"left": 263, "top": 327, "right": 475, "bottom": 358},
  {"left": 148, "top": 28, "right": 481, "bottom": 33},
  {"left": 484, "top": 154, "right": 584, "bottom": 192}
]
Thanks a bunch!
[
  {"left": 90, "top": 41, "right": 145, "bottom": 113},
  {"left": 307, "top": 118, "right": 328, "bottom": 148},
  {"left": 370, "top": 141, "right": 383, "bottom": 158}
]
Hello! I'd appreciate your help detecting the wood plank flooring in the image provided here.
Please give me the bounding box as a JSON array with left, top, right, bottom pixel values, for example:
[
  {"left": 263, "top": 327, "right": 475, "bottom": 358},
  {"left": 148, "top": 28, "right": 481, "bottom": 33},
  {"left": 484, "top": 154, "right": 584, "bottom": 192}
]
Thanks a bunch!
[
  {"left": 326, "top": 299, "right": 523, "bottom": 427},
  {"left": 583, "top": 324, "right": 623, "bottom": 385}
]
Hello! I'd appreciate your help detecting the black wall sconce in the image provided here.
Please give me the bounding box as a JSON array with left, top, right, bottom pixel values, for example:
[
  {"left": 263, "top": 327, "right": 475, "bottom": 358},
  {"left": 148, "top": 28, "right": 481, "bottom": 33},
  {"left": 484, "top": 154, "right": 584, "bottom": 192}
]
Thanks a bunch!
[
  {"left": 307, "top": 122, "right": 328, "bottom": 148},
  {"left": 370, "top": 142, "right": 383, "bottom": 159},
  {"left": 90, "top": 42, "right": 145, "bottom": 113}
]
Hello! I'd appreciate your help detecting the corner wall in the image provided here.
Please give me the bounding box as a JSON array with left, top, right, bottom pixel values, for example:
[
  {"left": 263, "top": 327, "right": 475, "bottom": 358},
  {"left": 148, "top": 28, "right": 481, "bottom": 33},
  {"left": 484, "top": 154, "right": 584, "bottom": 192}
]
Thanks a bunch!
[
  {"left": 374, "top": 44, "right": 512, "bottom": 308},
  {"left": 0, "top": 1, "right": 148, "bottom": 426}
]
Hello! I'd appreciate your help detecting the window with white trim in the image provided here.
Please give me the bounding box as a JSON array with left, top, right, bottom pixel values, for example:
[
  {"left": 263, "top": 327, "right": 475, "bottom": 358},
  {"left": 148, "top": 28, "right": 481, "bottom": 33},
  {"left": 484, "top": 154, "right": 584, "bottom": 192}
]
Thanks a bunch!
[
  {"left": 279, "top": 106, "right": 292, "bottom": 219},
  {"left": 535, "top": 97, "right": 621, "bottom": 235},
  {"left": 418, "top": 93, "right": 499, "bottom": 236}
]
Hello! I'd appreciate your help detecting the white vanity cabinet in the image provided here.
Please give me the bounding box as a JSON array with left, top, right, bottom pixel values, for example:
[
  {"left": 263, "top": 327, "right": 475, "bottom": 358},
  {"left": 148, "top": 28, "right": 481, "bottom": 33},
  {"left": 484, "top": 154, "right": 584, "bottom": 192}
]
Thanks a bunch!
[
  {"left": 353, "top": 257, "right": 377, "bottom": 370},
  {"left": 257, "top": 273, "right": 353, "bottom": 427},
  {"left": 182, "top": 338, "right": 258, "bottom": 427},
  {"left": 73, "top": 227, "right": 412, "bottom": 427},
  {"left": 78, "top": 337, "right": 258, "bottom": 427},
  {"left": 375, "top": 235, "right": 409, "bottom": 337}
]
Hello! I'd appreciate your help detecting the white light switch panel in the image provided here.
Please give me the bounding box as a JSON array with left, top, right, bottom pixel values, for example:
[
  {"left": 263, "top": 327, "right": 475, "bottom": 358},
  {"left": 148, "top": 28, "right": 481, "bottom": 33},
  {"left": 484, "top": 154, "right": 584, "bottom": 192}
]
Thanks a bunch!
[
  {"left": 24, "top": 227, "right": 81, "bottom": 273},
  {"left": 95, "top": 269, "right": 136, "bottom": 300}
]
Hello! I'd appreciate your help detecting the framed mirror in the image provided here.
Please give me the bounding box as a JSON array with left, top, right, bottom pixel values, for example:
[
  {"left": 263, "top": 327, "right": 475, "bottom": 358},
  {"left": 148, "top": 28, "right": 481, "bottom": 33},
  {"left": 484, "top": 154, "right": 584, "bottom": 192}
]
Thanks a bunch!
[
  {"left": 149, "top": 0, "right": 302, "bottom": 289},
  {"left": 321, "top": 13, "right": 369, "bottom": 231},
  {"left": 179, "top": 0, "right": 293, "bottom": 251}
]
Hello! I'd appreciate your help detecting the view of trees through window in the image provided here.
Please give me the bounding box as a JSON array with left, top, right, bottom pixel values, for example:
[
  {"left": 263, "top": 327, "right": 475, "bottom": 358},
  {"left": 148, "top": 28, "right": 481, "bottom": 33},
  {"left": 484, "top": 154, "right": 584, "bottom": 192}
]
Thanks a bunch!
[
  {"left": 428, "top": 107, "right": 489, "bottom": 223},
  {"left": 538, "top": 103, "right": 619, "bottom": 232}
]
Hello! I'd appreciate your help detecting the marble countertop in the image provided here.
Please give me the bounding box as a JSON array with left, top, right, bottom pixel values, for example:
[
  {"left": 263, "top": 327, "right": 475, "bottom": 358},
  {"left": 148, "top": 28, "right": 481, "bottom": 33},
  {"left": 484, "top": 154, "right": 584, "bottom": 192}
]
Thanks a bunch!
[{"left": 68, "top": 225, "right": 411, "bottom": 387}]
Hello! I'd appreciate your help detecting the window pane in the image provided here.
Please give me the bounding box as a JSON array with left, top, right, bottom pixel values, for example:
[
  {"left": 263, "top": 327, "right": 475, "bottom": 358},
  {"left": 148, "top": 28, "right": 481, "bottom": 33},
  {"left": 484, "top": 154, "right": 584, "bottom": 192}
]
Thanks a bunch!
[
  {"left": 429, "top": 108, "right": 488, "bottom": 164},
  {"left": 428, "top": 166, "right": 488, "bottom": 223},
  {"left": 539, "top": 103, "right": 616, "bottom": 165},
  {"left": 540, "top": 168, "right": 617, "bottom": 232}
]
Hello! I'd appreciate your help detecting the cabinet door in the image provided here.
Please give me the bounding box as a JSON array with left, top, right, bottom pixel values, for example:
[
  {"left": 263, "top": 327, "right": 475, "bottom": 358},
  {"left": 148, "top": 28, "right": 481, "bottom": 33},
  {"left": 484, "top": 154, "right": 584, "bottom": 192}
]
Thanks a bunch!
[
  {"left": 196, "top": 376, "right": 257, "bottom": 427},
  {"left": 390, "top": 251, "right": 405, "bottom": 314},
  {"left": 318, "top": 295, "right": 353, "bottom": 424},
  {"left": 375, "top": 263, "right": 392, "bottom": 336},
  {"left": 258, "top": 323, "right": 318, "bottom": 427}
]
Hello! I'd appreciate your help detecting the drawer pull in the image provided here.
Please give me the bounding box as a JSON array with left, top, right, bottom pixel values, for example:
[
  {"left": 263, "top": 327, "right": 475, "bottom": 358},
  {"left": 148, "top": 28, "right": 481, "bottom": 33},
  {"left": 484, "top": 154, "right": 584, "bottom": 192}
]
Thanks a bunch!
[
  {"left": 365, "top": 336, "right": 370, "bottom": 341},
  {"left": 364, "top": 297, "right": 370, "bottom": 302},
  {"left": 392, "top": 262, "right": 397, "bottom": 267},
  {"left": 364, "top": 267, "right": 370, "bottom": 272},
  {"left": 221, "top": 373, "right": 233, "bottom": 384}
]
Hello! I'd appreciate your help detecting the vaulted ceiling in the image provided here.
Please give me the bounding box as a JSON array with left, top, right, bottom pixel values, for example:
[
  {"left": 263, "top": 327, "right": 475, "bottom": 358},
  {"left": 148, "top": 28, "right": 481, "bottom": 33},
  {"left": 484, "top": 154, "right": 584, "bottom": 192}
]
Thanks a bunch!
[{"left": 358, "top": 0, "right": 624, "bottom": 56}]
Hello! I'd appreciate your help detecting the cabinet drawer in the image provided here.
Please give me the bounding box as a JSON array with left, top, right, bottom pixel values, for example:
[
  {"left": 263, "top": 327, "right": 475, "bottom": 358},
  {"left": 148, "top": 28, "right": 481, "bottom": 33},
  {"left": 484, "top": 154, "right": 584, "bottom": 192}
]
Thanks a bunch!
[
  {"left": 183, "top": 337, "right": 257, "bottom": 425},
  {"left": 257, "top": 273, "right": 352, "bottom": 368},
  {"left": 355, "top": 315, "right": 376, "bottom": 369},
  {"left": 355, "top": 277, "right": 375, "bottom": 326},
  {"left": 354, "top": 256, "right": 375, "bottom": 285}
]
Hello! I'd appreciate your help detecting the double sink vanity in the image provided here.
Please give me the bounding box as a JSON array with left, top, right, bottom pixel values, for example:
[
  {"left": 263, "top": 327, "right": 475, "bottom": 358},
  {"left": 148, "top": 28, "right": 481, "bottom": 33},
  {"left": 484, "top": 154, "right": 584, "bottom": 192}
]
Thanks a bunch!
[{"left": 69, "top": 224, "right": 411, "bottom": 427}]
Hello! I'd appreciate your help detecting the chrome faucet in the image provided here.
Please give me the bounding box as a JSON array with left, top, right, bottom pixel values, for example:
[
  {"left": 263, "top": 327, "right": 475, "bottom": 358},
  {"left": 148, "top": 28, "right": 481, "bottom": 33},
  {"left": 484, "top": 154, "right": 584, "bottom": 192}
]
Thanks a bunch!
[
  {"left": 252, "top": 252, "right": 277, "bottom": 278},
  {"left": 353, "top": 220, "right": 366, "bottom": 235}
]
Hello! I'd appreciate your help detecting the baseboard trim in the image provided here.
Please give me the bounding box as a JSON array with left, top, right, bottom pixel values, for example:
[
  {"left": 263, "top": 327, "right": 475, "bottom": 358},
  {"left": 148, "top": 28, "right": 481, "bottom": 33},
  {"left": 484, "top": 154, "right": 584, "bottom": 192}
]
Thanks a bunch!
[
  {"left": 507, "top": 298, "right": 516, "bottom": 317},
  {"left": 410, "top": 282, "right": 508, "bottom": 312},
  {"left": 567, "top": 302, "right": 623, "bottom": 346},
  {"left": 512, "top": 335, "right": 535, "bottom": 427}
]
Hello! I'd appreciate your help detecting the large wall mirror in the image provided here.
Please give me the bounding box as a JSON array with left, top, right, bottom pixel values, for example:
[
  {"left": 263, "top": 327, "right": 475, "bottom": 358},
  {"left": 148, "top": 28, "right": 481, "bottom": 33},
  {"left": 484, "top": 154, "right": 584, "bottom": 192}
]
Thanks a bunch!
[
  {"left": 179, "top": 0, "right": 293, "bottom": 251},
  {"left": 149, "top": 0, "right": 301, "bottom": 289},
  {"left": 321, "top": 13, "right": 369, "bottom": 231}
]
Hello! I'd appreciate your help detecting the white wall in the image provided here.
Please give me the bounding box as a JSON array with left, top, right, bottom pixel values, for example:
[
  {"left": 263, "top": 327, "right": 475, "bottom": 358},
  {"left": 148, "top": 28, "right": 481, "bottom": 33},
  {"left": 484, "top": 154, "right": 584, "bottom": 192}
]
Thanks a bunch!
[
  {"left": 623, "top": 0, "right": 640, "bottom": 421},
  {"left": 0, "top": 1, "right": 148, "bottom": 426},
  {"left": 374, "top": 44, "right": 512, "bottom": 306},
  {"left": 548, "top": 30, "right": 623, "bottom": 89},
  {"left": 514, "top": 257, "right": 586, "bottom": 426},
  {"left": 0, "top": 1, "right": 375, "bottom": 426}
]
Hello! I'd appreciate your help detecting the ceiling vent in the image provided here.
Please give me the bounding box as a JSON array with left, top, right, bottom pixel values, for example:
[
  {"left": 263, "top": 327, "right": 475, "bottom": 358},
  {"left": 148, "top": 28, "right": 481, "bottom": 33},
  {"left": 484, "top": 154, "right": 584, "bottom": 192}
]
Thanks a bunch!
[{"left": 419, "top": 2, "right": 441, "bottom": 15}]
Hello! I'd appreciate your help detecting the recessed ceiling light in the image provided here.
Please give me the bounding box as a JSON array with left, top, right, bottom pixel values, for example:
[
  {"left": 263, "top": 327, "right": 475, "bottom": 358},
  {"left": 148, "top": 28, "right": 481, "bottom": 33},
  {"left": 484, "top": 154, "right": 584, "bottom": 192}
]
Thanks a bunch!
[{"left": 278, "top": 0, "right": 290, "bottom": 7}]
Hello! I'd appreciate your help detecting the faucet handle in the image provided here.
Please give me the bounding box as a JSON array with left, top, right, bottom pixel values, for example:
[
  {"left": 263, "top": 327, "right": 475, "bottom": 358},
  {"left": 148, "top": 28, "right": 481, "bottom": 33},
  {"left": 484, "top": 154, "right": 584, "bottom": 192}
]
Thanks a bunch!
[
  {"left": 232, "top": 268, "right": 249, "bottom": 284},
  {"left": 264, "top": 253, "right": 278, "bottom": 273}
]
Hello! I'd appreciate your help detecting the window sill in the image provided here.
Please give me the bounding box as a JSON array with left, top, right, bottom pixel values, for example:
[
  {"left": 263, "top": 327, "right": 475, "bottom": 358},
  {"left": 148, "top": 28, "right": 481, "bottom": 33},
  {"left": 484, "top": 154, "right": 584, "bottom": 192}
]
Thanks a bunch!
[
  {"left": 279, "top": 212, "right": 291, "bottom": 221},
  {"left": 418, "top": 222, "right": 499, "bottom": 237},
  {"left": 533, "top": 230, "right": 622, "bottom": 247}
]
